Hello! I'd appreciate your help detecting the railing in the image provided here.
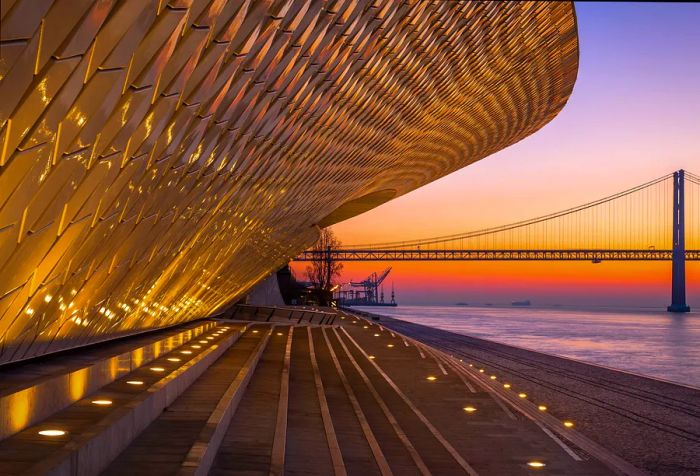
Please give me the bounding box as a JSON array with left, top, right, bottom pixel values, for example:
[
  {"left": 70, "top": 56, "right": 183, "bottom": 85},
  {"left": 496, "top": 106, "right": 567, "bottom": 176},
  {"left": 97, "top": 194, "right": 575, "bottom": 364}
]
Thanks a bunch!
[
  {"left": 224, "top": 304, "right": 338, "bottom": 325},
  {"left": 339, "top": 307, "right": 383, "bottom": 321}
]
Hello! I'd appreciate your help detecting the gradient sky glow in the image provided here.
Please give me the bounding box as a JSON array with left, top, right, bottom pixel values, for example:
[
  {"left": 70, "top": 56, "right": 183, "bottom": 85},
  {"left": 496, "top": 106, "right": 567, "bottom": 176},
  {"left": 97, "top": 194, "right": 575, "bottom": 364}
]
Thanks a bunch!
[{"left": 295, "top": 3, "right": 700, "bottom": 307}]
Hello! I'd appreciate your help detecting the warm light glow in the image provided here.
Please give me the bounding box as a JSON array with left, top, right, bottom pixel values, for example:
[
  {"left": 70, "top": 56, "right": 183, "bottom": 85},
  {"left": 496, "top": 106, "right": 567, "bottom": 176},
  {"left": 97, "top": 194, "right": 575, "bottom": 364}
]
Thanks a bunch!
[
  {"left": 518, "top": 393, "right": 527, "bottom": 398},
  {"left": 207, "top": 337, "right": 214, "bottom": 340},
  {"left": 151, "top": 367, "right": 165, "bottom": 372},
  {"left": 181, "top": 350, "right": 192, "bottom": 354},
  {"left": 426, "top": 376, "right": 437, "bottom": 381},
  {"left": 167, "top": 358, "right": 181, "bottom": 362},
  {"left": 479, "top": 369, "right": 485, "bottom": 373},
  {"left": 374, "top": 333, "right": 380, "bottom": 337},
  {"left": 8, "top": 389, "right": 33, "bottom": 433},
  {"left": 199, "top": 340, "right": 208, "bottom": 343},
  {"left": 490, "top": 375, "right": 497, "bottom": 380},
  {"left": 538, "top": 405, "right": 547, "bottom": 411},
  {"left": 70, "top": 367, "right": 88, "bottom": 401},
  {"left": 38, "top": 429, "right": 66, "bottom": 436},
  {"left": 191, "top": 345, "right": 201, "bottom": 349},
  {"left": 387, "top": 344, "right": 394, "bottom": 348},
  {"left": 91, "top": 399, "right": 113, "bottom": 406},
  {"left": 252, "top": 330, "right": 259, "bottom": 334},
  {"left": 368, "top": 355, "right": 376, "bottom": 360},
  {"left": 277, "top": 332, "right": 283, "bottom": 336},
  {"left": 564, "top": 421, "right": 574, "bottom": 428},
  {"left": 126, "top": 380, "right": 143, "bottom": 385},
  {"left": 363, "top": 326, "right": 368, "bottom": 329},
  {"left": 463, "top": 406, "right": 477, "bottom": 413},
  {"left": 527, "top": 461, "right": 546, "bottom": 468},
  {"left": 503, "top": 383, "right": 511, "bottom": 389},
  {"left": 0, "top": 1, "right": 594, "bottom": 373},
  {"left": 44, "top": 295, "right": 53, "bottom": 303}
]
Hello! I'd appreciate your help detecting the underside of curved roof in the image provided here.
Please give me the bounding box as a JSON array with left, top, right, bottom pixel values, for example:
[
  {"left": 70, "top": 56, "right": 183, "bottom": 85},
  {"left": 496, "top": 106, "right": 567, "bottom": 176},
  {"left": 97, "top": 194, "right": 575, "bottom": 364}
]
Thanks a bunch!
[{"left": 0, "top": 0, "right": 578, "bottom": 363}]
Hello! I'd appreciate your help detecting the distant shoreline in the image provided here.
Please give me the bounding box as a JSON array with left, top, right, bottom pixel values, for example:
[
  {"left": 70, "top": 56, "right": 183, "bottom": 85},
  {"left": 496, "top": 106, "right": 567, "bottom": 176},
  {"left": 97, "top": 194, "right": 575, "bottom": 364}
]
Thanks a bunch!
[{"left": 354, "top": 303, "right": 697, "bottom": 315}]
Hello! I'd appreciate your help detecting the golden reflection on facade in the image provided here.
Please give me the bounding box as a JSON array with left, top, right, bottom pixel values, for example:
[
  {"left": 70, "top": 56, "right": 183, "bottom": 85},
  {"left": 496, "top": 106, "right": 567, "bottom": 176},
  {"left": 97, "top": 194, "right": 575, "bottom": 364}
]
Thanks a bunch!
[
  {"left": 0, "top": 1, "right": 578, "bottom": 364},
  {"left": 108, "top": 355, "right": 120, "bottom": 380},
  {"left": 132, "top": 347, "right": 145, "bottom": 370},
  {"left": 69, "top": 368, "right": 89, "bottom": 401},
  {"left": 5, "top": 388, "right": 34, "bottom": 433}
]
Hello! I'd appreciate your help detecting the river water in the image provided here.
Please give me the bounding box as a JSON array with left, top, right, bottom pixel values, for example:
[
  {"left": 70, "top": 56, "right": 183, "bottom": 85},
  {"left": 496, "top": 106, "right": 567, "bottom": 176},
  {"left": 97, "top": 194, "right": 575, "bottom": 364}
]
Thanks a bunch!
[{"left": 354, "top": 305, "right": 700, "bottom": 387}]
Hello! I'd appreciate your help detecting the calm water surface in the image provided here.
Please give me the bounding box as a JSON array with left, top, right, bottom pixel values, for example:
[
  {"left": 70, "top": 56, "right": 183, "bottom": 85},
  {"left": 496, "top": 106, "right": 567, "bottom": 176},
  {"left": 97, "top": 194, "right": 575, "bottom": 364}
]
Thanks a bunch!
[{"left": 355, "top": 305, "right": 700, "bottom": 387}]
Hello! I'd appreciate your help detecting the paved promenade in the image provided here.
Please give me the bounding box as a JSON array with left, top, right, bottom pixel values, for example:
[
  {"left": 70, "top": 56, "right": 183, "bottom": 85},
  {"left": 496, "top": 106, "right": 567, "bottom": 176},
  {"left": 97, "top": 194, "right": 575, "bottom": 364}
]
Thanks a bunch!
[
  {"left": 371, "top": 313, "right": 700, "bottom": 476},
  {"left": 0, "top": 309, "right": 651, "bottom": 475}
]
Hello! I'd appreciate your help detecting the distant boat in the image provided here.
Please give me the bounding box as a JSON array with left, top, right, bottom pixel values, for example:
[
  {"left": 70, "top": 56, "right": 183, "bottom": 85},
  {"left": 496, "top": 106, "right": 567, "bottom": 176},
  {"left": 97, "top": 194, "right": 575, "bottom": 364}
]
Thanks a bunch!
[
  {"left": 455, "top": 302, "right": 469, "bottom": 306},
  {"left": 512, "top": 300, "right": 531, "bottom": 306}
]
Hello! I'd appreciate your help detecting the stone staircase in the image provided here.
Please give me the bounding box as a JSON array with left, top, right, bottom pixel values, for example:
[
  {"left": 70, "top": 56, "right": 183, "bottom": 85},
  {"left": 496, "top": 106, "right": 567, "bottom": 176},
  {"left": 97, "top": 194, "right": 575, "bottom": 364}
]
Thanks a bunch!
[{"left": 0, "top": 313, "right": 617, "bottom": 476}]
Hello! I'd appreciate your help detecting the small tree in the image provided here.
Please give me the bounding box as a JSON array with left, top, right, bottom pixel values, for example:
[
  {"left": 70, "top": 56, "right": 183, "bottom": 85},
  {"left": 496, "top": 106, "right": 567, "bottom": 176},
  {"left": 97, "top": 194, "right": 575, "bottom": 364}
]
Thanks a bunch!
[{"left": 306, "top": 228, "right": 343, "bottom": 303}]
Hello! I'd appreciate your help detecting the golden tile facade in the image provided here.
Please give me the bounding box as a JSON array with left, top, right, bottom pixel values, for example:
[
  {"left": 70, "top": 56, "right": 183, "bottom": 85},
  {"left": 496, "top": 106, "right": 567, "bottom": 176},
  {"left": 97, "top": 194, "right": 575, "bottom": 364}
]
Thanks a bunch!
[{"left": 0, "top": 1, "right": 578, "bottom": 364}]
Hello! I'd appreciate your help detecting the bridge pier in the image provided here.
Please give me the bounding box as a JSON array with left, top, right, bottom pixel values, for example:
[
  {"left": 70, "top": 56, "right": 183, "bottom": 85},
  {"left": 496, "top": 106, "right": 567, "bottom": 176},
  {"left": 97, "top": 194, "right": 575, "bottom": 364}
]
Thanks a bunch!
[{"left": 668, "top": 170, "right": 690, "bottom": 313}]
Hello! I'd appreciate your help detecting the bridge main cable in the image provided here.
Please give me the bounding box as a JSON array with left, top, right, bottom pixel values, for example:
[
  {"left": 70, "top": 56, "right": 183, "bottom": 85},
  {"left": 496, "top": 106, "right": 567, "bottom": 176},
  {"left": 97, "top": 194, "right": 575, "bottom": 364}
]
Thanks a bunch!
[
  {"left": 337, "top": 171, "right": 676, "bottom": 251},
  {"left": 294, "top": 170, "right": 699, "bottom": 263}
]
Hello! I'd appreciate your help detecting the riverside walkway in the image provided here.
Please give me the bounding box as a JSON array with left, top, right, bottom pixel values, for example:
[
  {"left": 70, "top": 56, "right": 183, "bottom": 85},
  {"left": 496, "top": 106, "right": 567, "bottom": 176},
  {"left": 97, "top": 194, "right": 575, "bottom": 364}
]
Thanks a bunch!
[
  {"left": 0, "top": 309, "right": 640, "bottom": 475},
  {"left": 368, "top": 313, "right": 700, "bottom": 476}
]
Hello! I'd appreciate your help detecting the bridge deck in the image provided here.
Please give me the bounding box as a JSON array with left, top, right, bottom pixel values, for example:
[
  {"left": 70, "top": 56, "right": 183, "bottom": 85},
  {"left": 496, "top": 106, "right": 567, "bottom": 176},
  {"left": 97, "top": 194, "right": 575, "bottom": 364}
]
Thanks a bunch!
[{"left": 295, "top": 249, "right": 700, "bottom": 261}]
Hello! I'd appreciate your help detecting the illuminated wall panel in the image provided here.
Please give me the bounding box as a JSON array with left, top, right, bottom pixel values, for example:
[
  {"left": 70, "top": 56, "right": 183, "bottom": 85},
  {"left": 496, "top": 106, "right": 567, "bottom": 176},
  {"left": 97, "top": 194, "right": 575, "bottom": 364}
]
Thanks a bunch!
[{"left": 0, "top": 1, "right": 578, "bottom": 364}]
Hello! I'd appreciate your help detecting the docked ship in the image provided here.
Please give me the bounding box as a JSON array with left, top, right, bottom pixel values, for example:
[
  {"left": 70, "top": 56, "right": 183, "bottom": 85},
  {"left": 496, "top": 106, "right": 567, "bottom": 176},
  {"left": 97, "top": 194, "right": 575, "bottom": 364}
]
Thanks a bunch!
[{"left": 0, "top": 1, "right": 578, "bottom": 365}]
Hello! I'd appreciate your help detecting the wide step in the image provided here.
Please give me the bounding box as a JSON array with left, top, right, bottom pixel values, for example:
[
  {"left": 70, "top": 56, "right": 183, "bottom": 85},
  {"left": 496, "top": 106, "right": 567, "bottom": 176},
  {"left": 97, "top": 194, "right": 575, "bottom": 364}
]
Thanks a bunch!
[
  {"left": 0, "top": 321, "right": 217, "bottom": 440},
  {"left": 102, "top": 325, "right": 271, "bottom": 475},
  {"left": 209, "top": 327, "right": 292, "bottom": 475},
  {"left": 0, "top": 323, "right": 243, "bottom": 475}
]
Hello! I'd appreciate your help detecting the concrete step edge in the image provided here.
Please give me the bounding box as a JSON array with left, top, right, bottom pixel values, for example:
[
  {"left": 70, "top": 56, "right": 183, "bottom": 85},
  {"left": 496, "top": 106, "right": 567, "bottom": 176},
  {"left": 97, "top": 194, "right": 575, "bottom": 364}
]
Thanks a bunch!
[
  {"left": 20, "top": 326, "right": 245, "bottom": 476},
  {"left": 0, "top": 321, "right": 217, "bottom": 441},
  {"left": 179, "top": 325, "right": 273, "bottom": 476}
]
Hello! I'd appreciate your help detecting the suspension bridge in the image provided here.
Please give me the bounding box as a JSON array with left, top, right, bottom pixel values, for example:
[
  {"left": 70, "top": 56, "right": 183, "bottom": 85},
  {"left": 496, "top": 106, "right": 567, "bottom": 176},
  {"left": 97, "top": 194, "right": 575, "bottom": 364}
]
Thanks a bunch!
[{"left": 295, "top": 170, "right": 700, "bottom": 312}]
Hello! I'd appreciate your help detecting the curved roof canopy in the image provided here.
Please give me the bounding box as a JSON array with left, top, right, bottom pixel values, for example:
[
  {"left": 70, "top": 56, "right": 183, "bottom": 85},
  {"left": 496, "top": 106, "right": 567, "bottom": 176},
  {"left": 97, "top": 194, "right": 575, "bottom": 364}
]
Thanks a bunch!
[{"left": 0, "top": 1, "right": 578, "bottom": 363}]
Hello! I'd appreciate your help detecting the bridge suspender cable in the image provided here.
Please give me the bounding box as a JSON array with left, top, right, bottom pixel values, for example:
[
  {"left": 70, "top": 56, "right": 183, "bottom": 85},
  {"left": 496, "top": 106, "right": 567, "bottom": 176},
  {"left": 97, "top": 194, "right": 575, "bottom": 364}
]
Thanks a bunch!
[{"left": 295, "top": 170, "right": 699, "bottom": 312}]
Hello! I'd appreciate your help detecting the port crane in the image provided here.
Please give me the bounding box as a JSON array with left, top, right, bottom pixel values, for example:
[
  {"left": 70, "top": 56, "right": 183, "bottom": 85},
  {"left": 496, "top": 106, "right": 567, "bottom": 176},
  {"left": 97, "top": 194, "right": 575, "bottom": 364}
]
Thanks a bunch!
[{"left": 347, "top": 267, "right": 393, "bottom": 305}]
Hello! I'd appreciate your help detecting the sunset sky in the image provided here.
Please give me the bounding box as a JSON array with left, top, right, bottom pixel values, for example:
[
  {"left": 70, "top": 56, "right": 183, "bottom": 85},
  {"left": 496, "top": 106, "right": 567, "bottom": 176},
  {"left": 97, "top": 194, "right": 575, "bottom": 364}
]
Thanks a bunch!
[{"left": 297, "top": 3, "right": 700, "bottom": 307}]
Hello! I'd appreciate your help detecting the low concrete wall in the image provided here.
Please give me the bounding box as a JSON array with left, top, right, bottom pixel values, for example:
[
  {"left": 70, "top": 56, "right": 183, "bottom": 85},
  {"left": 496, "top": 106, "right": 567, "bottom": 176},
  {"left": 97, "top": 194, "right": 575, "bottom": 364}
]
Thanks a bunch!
[
  {"left": 0, "top": 322, "right": 215, "bottom": 441},
  {"left": 25, "top": 327, "right": 243, "bottom": 476}
]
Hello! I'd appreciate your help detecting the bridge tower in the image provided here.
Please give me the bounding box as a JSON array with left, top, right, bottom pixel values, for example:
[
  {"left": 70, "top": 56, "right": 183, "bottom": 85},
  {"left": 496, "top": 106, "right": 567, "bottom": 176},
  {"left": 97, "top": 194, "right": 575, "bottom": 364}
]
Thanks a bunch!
[{"left": 668, "top": 170, "right": 690, "bottom": 312}]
